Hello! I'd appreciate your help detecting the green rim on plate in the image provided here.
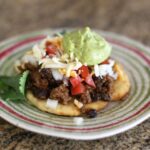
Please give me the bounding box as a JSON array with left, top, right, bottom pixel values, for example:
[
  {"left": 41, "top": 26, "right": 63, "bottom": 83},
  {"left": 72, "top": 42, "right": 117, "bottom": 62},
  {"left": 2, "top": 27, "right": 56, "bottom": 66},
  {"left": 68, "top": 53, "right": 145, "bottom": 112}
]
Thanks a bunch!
[{"left": 0, "top": 28, "right": 150, "bottom": 140}]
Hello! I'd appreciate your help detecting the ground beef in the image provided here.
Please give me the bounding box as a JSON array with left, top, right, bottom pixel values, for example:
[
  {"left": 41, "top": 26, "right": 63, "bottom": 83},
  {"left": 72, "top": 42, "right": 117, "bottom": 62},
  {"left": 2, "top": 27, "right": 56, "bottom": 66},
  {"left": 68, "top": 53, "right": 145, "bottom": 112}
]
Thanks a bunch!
[
  {"left": 50, "top": 84, "right": 72, "bottom": 104},
  {"left": 29, "top": 70, "right": 49, "bottom": 89},
  {"left": 27, "top": 67, "right": 114, "bottom": 103},
  {"left": 30, "top": 86, "right": 50, "bottom": 99},
  {"left": 27, "top": 68, "right": 62, "bottom": 99},
  {"left": 78, "top": 85, "right": 93, "bottom": 104},
  {"left": 40, "top": 68, "right": 55, "bottom": 82},
  {"left": 91, "top": 75, "right": 114, "bottom": 101},
  {"left": 76, "top": 75, "right": 114, "bottom": 104},
  {"left": 27, "top": 71, "right": 49, "bottom": 99},
  {"left": 80, "top": 90, "right": 92, "bottom": 104},
  {"left": 40, "top": 68, "right": 63, "bottom": 88}
]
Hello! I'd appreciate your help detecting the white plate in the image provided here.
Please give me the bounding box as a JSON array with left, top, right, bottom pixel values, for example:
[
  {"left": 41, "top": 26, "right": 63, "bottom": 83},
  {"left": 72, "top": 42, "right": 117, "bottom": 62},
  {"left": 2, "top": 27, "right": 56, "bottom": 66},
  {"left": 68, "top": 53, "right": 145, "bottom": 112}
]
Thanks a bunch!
[{"left": 0, "top": 28, "right": 150, "bottom": 140}]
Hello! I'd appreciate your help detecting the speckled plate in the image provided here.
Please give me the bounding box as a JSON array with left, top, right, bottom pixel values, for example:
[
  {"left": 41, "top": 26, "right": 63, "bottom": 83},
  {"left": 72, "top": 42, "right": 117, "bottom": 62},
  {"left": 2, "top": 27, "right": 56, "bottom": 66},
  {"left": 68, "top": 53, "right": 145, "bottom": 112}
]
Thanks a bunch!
[{"left": 0, "top": 29, "right": 150, "bottom": 140}]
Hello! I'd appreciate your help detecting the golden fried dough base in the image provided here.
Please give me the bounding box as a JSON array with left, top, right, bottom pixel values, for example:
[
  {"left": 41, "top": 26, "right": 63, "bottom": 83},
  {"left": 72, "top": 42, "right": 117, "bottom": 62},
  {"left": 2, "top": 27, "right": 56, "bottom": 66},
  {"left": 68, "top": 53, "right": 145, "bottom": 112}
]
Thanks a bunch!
[
  {"left": 111, "top": 63, "right": 130, "bottom": 101},
  {"left": 26, "top": 63, "right": 130, "bottom": 116},
  {"left": 26, "top": 92, "right": 108, "bottom": 116}
]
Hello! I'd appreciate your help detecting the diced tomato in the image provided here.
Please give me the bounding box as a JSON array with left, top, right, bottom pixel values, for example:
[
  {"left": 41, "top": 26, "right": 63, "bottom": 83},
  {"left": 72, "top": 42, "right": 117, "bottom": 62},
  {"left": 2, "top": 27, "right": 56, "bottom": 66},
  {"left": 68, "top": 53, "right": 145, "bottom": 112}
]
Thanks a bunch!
[
  {"left": 71, "top": 83, "right": 85, "bottom": 95},
  {"left": 78, "top": 66, "right": 96, "bottom": 88},
  {"left": 85, "top": 75, "right": 96, "bottom": 88},
  {"left": 70, "top": 76, "right": 82, "bottom": 88},
  {"left": 79, "top": 65, "right": 90, "bottom": 79},
  {"left": 101, "top": 59, "right": 109, "bottom": 64},
  {"left": 45, "top": 42, "right": 57, "bottom": 55}
]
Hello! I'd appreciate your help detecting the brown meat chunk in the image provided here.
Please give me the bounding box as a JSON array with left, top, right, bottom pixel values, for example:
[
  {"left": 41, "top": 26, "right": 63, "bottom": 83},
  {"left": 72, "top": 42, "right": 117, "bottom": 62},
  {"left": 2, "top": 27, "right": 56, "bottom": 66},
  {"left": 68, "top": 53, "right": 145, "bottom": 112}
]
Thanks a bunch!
[
  {"left": 91, "top": 75, "right": 114, "bottom": 101},
  {"left": 77, "top": 75, "right": 114, "bottom": 104},
  {"left": 40, "top": 68, "right": 63, "bottom": 88},
  {"left": 40, "top": 68, "right": 55, "bottom": 82},
  {"left": 50, "top": 85, "right": 72, "bottom": 104},
  {"left": 27, "top": 70, "right": 50, "bottom": 99},
  {"left": 27, "top": 68, "right": 63, "bottom": 100},
  {"left": 29, "top": 70, "right": 49, "bottom": 89},
  {"left": 80, "top": 90, "right": 92, "bottom": 104},
  {"left": 30, "top": 86, "right": 50, "bottom": 99}
]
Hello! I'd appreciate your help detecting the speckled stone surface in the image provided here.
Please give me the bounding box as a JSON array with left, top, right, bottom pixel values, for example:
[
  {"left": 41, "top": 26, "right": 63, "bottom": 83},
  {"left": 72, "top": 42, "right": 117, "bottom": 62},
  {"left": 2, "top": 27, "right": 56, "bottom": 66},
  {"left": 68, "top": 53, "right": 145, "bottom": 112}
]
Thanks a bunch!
[{"left": 0, "top": 0, "right": 150, "bottom": 149}]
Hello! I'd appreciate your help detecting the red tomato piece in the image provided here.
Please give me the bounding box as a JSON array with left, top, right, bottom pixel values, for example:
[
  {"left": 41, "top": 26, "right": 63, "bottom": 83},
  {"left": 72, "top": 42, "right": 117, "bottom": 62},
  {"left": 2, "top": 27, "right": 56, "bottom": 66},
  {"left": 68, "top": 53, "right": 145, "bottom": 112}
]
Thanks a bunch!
[
  {"left": 85, "top": 75, "right": 96, "bottom": 88},
  {"left": 70, "top": 76, "right": 82, "bottom": 88},
  {"left": 79, "top": 65, "right": 90, "bottom": 79},
  {"left": 45, "top": 42, "right": 57, "bottom": 55},
  {"left": 101, "top": 59, "right": 109, "bottom": 64},
  {"left": 71, "top": 83, "right": 85, "bottom": 95}
]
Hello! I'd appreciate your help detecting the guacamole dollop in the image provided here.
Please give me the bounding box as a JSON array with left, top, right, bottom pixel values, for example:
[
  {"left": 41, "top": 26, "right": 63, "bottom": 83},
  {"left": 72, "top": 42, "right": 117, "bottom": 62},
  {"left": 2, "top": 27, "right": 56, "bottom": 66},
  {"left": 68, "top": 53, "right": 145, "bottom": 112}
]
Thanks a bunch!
[{"left": 62, "top": 27, "right": 112, "bottom": 66}]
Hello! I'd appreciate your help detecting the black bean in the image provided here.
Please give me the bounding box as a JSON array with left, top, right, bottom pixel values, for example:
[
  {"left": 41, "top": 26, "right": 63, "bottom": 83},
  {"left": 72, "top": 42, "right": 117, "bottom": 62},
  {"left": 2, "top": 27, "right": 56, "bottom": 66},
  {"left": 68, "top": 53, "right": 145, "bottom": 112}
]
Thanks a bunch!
[{"left": 86, "top": 109, "right": 97, "bottom": 118}]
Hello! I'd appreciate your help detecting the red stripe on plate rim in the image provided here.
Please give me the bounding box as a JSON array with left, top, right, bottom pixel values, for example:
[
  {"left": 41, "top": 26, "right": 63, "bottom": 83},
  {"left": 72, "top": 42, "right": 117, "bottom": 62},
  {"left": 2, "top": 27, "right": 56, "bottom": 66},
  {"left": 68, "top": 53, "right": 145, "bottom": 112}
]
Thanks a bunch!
[
  {"left": 0, "top": 101, "right": 150, "bottom": 131},
  {"left": 0, "top": 35, "right": 45, "bottom": 59}
]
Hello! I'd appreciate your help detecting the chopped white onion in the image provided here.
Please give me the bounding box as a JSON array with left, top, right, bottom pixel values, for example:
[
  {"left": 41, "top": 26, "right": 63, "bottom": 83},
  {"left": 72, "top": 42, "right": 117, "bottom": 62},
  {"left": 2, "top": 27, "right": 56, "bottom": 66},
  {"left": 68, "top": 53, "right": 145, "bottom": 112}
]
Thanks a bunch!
[
  {"left": 99, "top": 65, "right": 111, "bottom": 77},
  {"left": 94, "top": 64, "right": 100, "bottom": 77},
  {"left": 94, "top": 60, "right": 118, "bottom": 79},
  {"left": 99, "top": 64, "right": 113, "bottom": 77},
  {"left": 51, "top": 69, "right": 63, "bottom": 80},
  {"left": 46, "top": 99, "right": 58, "bottom": 109},
  {"left": 73, "top": 117, "right": 84, "bottom": 125},
  {"left": 74, "top": 99, "right": 83, "bottom": 108}
]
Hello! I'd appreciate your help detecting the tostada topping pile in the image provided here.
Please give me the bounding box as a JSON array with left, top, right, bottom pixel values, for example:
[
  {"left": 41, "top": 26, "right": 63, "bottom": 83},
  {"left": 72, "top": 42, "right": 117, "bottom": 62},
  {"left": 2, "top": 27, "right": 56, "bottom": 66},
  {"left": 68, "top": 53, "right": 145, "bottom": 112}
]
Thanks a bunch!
[{"left": 15, "top": 28, "right": 117, "bottom": 109}]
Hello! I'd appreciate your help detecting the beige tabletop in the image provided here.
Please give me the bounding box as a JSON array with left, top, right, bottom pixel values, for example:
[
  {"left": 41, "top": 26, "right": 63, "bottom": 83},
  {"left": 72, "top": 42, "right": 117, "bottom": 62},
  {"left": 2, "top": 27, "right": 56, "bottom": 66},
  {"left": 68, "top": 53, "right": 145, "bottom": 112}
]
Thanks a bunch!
[{"left": 0, "top": 0, "right": 150, "bottom": 149}]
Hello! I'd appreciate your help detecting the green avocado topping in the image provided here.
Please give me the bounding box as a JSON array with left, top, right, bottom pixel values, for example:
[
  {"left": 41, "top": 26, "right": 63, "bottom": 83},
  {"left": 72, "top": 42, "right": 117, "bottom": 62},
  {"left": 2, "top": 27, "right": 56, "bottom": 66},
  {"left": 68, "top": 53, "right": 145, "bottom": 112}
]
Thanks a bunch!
[{"left": 62, "top": 27, "right": 112, "bottom": 65}]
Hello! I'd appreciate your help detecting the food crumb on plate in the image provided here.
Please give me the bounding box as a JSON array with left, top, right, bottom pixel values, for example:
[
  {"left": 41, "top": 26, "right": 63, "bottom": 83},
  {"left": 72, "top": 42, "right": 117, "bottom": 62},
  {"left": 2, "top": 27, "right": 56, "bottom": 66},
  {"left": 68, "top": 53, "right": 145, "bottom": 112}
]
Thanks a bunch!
[{"left": 73, "top": 117, "right": 84, "bottom": 125}]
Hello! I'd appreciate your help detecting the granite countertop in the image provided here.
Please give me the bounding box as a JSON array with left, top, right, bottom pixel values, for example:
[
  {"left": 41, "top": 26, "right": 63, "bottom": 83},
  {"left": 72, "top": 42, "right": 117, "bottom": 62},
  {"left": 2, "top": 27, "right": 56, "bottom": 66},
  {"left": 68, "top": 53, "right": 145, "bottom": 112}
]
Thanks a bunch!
[{"left": 0, "top": 0, "right": 150, "bottom": 149}]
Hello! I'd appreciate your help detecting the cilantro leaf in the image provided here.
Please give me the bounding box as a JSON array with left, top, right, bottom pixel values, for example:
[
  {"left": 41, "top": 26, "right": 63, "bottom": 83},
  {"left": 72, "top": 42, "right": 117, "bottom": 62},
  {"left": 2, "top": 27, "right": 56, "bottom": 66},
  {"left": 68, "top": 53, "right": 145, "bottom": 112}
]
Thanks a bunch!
[
  {"left": 0, "top": 71, "right": 29, "bottom": 102},
  {"left": 0, "top": 75, "right": 21, "bottom": 91},
  {"left": 19, "top": 71, "right": 29, "bottom": 95}
]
